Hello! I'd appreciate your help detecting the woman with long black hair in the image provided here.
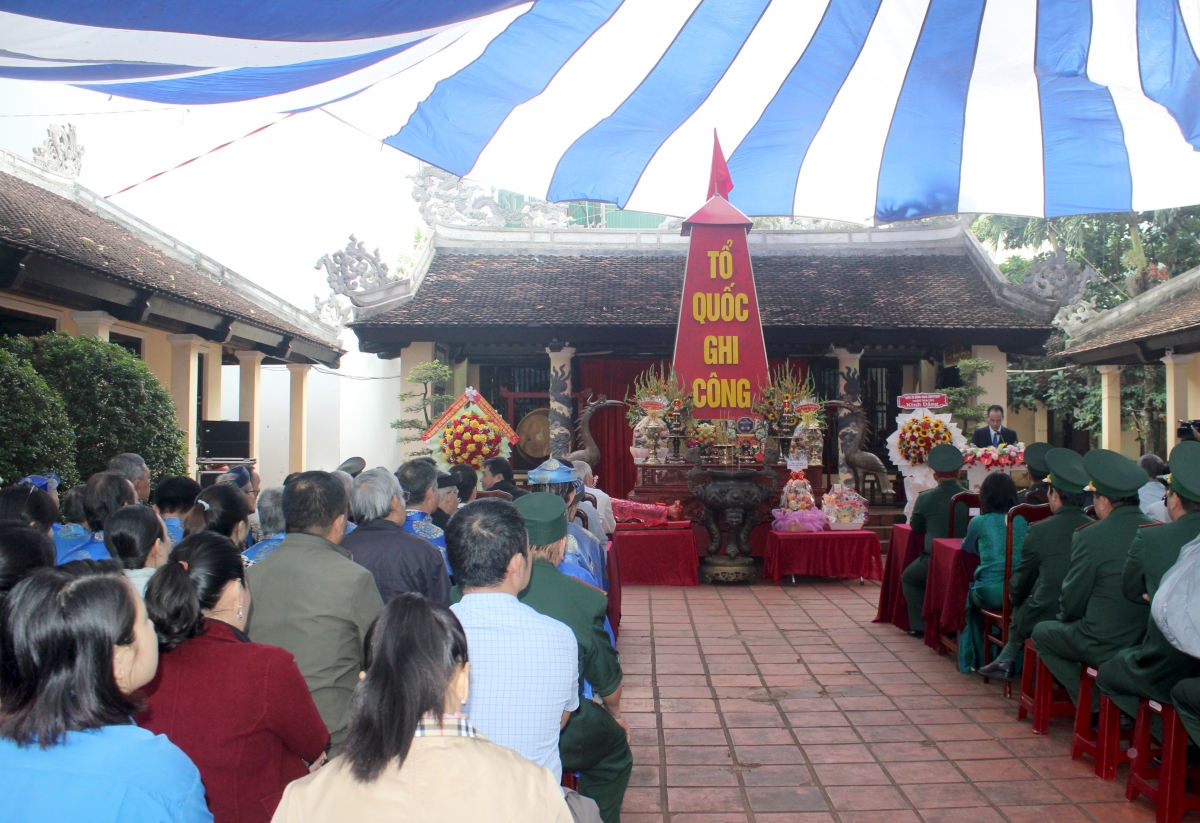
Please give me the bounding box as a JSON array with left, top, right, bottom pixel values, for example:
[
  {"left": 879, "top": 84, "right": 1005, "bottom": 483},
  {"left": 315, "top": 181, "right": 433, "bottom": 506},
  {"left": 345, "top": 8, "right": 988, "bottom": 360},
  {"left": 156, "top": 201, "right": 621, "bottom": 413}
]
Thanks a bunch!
[
  {"left": 104, "top": 504, "right": 171, "bottom": 595},
  {"left": 183, "top": 483, "right": 250, "bottom": 547},
  {"left": 0, "top": 562, "right": 211, "bottom": 822},
  {"left": 140, "top": 533, "right": 328, "bottom": 823},
  {"left": 273, "top": 593, "right": 570, "bottom": 823}
]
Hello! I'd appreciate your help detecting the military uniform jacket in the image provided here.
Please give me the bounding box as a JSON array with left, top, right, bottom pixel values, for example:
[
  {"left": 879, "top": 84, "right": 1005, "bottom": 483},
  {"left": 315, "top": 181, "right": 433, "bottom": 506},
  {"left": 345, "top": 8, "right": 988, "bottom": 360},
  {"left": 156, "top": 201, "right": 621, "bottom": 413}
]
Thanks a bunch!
[
  {"left": 1008, "top": 505, "right": 1092, "bottom": 640},
  {"left": 1017, "top": 482, "right": 1050, "bottom": 505},
  {"left": 1055, "top": 505, "right": 1154, "bottom": 658},
  {"left": 1107, "top": 512, "right": 1200, "bottom": 701},
  {"left": 452, "top": 560, "right": 622, "bottom": 698},
  {"left": 909, "top": 479, "right": 969, "bottom": 554}
]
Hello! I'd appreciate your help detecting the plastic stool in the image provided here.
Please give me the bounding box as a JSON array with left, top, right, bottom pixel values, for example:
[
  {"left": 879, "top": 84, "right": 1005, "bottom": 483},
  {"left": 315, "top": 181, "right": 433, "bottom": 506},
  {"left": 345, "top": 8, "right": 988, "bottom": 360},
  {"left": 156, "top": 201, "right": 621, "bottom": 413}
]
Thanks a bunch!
[
  {"left": 1126, "top": 699, "right": 1200, "bottom": 823},
  {"left": 1017, "top": 638, "right": 1074, "bottom": 735},
  {"left": 1070, "top": 665, "right": 1132, "bottom": 780}
]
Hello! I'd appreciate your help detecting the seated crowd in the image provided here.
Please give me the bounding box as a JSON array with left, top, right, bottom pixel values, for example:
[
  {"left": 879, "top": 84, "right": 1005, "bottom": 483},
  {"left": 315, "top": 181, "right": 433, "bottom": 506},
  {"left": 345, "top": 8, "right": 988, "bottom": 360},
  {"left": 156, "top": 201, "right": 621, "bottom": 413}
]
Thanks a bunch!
[
  {"left": 0, "top": 453, "right": 626, "bottom": 823},
  {"left": 903, "top": 438, "right": 1200, "bottom": 771}
]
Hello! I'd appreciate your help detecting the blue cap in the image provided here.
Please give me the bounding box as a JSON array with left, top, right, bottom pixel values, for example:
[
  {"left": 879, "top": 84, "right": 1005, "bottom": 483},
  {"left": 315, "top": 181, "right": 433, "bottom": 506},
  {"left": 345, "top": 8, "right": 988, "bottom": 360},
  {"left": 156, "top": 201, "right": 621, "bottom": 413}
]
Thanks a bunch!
[
  {"left": 19, "top": 473, "right": 59, "bottom": 492},
  {"left": 528, "top": 458, "right": 584, "bottom": 493}
]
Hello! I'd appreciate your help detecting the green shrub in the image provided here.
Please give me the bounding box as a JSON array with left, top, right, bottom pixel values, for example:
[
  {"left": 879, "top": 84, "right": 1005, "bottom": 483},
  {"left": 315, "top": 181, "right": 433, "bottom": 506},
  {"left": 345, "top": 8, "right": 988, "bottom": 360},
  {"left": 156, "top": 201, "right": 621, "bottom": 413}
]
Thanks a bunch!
[
  {"left": 0, "top": 348, "right": 77, "bottom": 486},
  {"left": 0, "top": 333, "right": 187, "bottom": 482}
]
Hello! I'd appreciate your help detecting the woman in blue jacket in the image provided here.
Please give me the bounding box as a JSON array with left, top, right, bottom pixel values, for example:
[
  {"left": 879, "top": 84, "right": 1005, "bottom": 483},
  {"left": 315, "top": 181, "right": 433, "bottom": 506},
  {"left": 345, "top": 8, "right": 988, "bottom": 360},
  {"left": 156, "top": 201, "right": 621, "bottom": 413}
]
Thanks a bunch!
[{"left": 0, "top": 562, "right": 212, "bottom": 823}]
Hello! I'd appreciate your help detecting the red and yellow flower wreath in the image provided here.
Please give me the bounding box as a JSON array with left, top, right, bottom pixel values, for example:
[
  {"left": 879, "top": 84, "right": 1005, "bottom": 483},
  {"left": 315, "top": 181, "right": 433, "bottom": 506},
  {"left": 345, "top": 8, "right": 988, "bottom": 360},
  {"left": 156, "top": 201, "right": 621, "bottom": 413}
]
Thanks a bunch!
[{"left": 440, "top": 411, "right": 504, "bottom": 469}]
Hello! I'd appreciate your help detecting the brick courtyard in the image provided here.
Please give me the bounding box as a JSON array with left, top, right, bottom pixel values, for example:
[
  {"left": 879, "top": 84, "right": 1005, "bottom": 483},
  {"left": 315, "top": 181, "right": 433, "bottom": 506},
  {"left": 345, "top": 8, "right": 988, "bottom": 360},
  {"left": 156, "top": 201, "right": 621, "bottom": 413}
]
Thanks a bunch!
[{"left": 616, "top": 580, "right": 1166, "bottom": 823}]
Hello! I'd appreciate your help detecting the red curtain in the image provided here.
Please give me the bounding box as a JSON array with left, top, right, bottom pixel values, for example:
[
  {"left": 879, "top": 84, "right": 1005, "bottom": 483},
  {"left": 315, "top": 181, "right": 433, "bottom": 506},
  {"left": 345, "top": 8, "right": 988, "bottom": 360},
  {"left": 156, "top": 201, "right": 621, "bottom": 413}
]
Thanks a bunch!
[{"left": 579, "top": 358, "right": 656, "bottom": 501}]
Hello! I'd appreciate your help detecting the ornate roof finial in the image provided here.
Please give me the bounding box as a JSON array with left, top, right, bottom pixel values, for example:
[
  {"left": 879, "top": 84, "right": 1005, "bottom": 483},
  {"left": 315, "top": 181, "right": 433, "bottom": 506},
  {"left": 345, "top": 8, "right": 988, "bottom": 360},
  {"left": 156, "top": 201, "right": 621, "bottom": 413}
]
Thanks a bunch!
[{"left": 32, "top": 123, "right": 84, "bottom": 178}]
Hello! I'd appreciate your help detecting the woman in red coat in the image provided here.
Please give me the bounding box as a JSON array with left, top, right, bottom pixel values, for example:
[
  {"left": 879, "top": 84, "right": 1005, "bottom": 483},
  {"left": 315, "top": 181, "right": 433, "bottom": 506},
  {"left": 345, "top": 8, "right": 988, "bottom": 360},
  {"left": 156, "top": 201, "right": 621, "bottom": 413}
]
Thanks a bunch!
[{"left": 141, "top": 533, "right": 329, "bottom": 823}]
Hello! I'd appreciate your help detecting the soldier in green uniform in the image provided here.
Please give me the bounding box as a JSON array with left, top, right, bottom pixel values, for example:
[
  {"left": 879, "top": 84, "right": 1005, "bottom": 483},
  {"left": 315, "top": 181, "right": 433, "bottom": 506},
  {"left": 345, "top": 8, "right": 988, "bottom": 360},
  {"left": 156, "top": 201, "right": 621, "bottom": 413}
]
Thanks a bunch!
[
  {"left": 1097, "top": 441, "right": 1200, "bottom": 724},
  {"left": 1030, "top": 449, "right": 1154, "bottom": 707},
  {"left": 1017, "top": 442, "right": 1053, "bottom": 505},
  {"left": 451, "top": 493, "right": 631, "bottom": 823},
  {"left": 977, "top": 448, "right": 1093, "bottom": 680},
  {"left": 901, "top": 444, "right": 969, "bottom": 636}
]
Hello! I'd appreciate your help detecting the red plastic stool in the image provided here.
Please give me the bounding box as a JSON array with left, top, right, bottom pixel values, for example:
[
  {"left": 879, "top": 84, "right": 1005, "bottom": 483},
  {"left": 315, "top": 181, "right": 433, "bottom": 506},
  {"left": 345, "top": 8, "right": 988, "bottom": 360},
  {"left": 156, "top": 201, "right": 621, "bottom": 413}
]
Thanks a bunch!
[
  {"left": 1070, "top": 665, "right": 1132, "bottom": 779},
  {"left": 561, "top": 771, "right": 579, "bottom": 791},
  {"left": 1017, "top": 638, "right": 1074, "bottom": 735},
  {"left": 1126, "top": 699, "right": 1200, "bottom": 823}
]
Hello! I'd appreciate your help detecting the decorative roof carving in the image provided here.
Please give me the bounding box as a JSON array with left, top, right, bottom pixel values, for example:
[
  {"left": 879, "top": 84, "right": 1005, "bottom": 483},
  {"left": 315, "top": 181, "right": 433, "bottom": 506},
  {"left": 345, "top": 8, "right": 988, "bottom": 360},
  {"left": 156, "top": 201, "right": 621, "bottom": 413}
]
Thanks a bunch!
[
  {"left": 1013, "top": 246, "right": 1098, "bottom": 308},
  {"left": 409, "top": 164, "right": 572, "bottom": 229},
  {"left": 32, "top": 124, "right": 84, "bottom": 178},
  {"left": 1052, "top": 298, "right": 1102, "bottom": 335},
  {"left": 316, "top": 234, "right": 394, "bottom": 297},
  {"left": 312, "top": 293, "right": 351, "bottom": 328}
]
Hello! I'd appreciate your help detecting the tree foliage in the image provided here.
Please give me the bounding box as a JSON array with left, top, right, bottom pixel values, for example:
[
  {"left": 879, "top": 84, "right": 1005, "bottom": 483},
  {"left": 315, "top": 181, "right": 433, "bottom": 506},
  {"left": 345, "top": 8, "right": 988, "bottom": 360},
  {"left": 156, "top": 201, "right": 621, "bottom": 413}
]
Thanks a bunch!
[
  {"left": 943, "top": 358, "right": 994, "bottom": 432},
  {"left": 0, "top": 349, "right": 78, "bottom": 487},
  {"left": 391, "top": 360, "right": 455, "bottom": 446},
  {"left": 0, "top": 333, "right": 187, "bottom": 482}
]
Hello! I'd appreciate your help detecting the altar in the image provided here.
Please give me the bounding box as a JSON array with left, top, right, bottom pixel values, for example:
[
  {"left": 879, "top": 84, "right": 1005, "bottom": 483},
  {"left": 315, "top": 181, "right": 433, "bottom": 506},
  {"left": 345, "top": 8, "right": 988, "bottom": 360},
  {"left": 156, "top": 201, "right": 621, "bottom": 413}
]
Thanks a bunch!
[{"left": 627, "top": 461, "right": 826, "bottom": 557}]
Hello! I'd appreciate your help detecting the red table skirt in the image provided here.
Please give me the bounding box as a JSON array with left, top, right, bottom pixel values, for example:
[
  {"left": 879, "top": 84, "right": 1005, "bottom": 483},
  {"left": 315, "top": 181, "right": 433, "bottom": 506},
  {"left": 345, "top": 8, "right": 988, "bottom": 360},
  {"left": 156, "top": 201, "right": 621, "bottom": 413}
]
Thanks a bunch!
[
  {"left": 605, "top": 541, "right": 621, "bottom": 639},
  {"left": 922, "top": 537, "right": 979, "bottom": 651},
  {"left": 873, "top": 524, "right": 920, "bottom": 630},
  {"left": 613, "top": 528, "right": 699, "bottom": 586},
  {"left": 762, "top": 529, "right": 883, "bottom": 584}
]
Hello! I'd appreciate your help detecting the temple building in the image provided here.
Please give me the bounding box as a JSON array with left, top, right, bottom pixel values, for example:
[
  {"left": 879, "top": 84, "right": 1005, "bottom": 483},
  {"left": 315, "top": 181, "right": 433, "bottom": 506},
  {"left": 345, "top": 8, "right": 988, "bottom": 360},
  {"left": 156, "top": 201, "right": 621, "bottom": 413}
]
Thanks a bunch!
[{"left": 352, "top": 193, "right": 1057, "bottom": 500}]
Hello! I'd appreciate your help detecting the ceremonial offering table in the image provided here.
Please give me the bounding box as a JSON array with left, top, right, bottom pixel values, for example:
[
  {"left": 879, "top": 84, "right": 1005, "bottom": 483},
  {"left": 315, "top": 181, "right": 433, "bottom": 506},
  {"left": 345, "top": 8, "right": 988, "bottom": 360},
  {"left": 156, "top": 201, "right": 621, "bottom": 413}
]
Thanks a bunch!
[
  {"left": 628, "top": 461, "right": 825, "bottom": 558},
  {"left": 874, "top": 524, "right": 919, "bottom": 630},
  {"left": 605, "top": 541, "right": 621, "bottom": 639},
  {"left": 921, "top": 538, "right": 979, "bottom": 653},
  {"left": 762, "top": 529, "right": 883, "bottom": 584},
  {"left": 611, "top": 526, "right": 699, "bottom": 586}
]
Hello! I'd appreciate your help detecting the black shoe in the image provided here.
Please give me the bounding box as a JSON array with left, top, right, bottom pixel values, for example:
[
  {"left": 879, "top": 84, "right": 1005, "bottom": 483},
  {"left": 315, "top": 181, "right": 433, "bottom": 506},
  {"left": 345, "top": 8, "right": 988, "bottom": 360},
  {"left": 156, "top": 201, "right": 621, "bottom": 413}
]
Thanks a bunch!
[
  {"left": 907, "top": 629, "right": 924, "bottom": 638},
  {"left": 977, "top": 659, "right": 1015, "bottom": 681}
]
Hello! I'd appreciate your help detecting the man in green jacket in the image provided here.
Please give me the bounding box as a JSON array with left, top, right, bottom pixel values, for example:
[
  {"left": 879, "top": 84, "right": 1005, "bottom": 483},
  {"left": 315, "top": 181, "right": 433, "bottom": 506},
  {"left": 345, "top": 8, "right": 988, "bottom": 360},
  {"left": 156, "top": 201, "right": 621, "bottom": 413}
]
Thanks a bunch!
[
  {"left": 451, "top": 493, "right": 631, "bottom": 823},
  {"left": 977, "top": 448, "right": 1093, "bottom": 681},
  {"left": 901, "top": 444, "right": 969, "bottom": 636},
  {"left": 1017, "top": 442, "right": 1053, "bottom": 504},
  {"left": 1098, "top": 441, "right": 1200, "bottom": 722},
  {"left": 1031, "top": 449, "right": 1154, "bottom": 707}
]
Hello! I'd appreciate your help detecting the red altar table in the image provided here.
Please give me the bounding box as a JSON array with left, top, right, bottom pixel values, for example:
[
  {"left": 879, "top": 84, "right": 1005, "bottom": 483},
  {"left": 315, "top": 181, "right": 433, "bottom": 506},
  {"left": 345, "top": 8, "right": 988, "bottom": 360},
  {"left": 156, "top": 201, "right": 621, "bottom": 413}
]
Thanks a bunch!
[
  {"left": 612, "top": 528, "right": 698, "bottom": 586},
  {"left": 921, "top": 537, "right": 979, "bottom": 652},
  {"left": 873, "top": 524, "right": 920, "bottom": 630},
  {"left": 605, "top": 541, "right": 621, "bottom": 639},
  {"left": 762, "top": 529, "right": 883, "bottom": 584}
]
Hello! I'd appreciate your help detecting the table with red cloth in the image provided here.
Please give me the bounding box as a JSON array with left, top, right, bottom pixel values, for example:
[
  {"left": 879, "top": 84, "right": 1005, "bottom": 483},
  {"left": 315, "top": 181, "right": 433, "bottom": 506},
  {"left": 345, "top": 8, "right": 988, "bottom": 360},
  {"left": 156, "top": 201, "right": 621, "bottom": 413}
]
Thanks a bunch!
[
  {"left": 605, "top": 541, "right": 621, "bottom": 639},
  {"left": 762, "top": 529, "right": 883, "bottom": 584},
  {"left": 873, "top": 524, "right": 920, "bottom": 630},
  {"left": 612, "top": 526, "right": 699, "bottom": 586},
  {"left": 921, "top": 537, "right": 979, "bottom": 652}
]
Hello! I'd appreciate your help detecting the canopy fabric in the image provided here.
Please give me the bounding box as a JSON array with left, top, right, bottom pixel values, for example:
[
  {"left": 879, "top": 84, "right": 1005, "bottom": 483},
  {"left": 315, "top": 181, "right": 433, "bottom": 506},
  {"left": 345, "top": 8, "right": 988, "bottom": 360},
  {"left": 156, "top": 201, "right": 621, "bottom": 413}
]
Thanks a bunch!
[{"left": 6, "top": 0, "right": 1200, "bottom": 223}]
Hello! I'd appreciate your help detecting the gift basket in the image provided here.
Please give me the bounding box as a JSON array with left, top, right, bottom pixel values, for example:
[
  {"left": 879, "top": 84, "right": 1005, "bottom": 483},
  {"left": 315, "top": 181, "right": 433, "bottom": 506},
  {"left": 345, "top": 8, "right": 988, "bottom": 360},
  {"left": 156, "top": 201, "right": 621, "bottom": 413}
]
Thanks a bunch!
[
  {"left": 822, "top": 484, "right": 868, "bottom": 530},
  {"left": 771, "top": 471, "right": 825, "bottom": 532}
]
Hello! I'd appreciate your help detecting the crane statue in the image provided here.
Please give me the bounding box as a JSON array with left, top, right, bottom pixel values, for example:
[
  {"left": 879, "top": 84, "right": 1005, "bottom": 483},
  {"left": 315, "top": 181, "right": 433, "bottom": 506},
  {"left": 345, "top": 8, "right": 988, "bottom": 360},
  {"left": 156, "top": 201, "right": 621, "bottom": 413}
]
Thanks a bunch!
[
  {"left": 562, "top": 394, "right": 625, "bottom": 468},
  {"left": 827, "top": 399, "right": 892, "bottom": 502}
]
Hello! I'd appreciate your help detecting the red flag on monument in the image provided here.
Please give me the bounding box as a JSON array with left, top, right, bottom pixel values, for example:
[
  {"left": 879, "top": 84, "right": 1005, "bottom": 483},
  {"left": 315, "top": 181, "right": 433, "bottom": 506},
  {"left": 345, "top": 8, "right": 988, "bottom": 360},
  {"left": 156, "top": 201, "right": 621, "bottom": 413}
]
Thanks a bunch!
[
  {"left": 673, "top": 136, "right": 768, "bottom": 420},
  {"left": 707, "top": 130, "right": 733, "bottom": 200}
]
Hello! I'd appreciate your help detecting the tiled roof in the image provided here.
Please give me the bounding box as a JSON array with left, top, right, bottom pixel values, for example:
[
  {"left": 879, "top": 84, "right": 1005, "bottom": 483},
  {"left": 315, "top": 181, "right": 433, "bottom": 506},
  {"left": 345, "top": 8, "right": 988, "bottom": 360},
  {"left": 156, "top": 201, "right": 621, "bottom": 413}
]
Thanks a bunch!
[
  {"left": 0, "top": 169, "right": 335, "bottom": 351},
  {"left": 1067, "top": 289, "right": 1200, "bottom": 356},
  {"left": 359, "top": 251, "right": 1048, "bottom": 330}
]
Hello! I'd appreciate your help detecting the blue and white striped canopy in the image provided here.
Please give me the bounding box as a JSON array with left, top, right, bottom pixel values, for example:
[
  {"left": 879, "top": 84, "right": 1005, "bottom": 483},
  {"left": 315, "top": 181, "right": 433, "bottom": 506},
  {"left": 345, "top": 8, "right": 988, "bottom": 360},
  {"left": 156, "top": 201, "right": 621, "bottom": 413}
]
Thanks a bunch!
[{"left": 5, "top": 0, "right": 1200, "bottom": 223}]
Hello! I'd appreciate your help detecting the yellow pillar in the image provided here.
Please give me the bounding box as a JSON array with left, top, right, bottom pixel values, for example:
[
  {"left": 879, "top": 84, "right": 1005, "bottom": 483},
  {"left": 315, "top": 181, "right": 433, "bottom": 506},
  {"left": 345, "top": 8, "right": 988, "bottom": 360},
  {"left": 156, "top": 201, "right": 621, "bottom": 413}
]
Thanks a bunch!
[
  {"left": 1034, "top": 401, "right": 1050, "bottom": 443},
  {"left": 971, "top": 344, "right": 1008, "bottom": 413},
  {"left": 1189, "top": 356, "right": 1200, "bottom": 421},
  {"left": 1164, "top": 353, "right": 1194, "bottom": 452},
  {"left": 70, "top": 310, "right": 116, "bottom": 341},
  {"left": 287, "top": 363, "right": 311, "bottom": 474},
  {"left": 201, "top": 346, "right": 223, "bottom": 422},
  {"left": 1097, "top": 365, "right": 1123, "bottom": 452},
  {"left": 167, "top": 334, "right": 203, "bottom": 476},
  {"left": 236, "top": 350, "right": 265, "bottom": 460}
]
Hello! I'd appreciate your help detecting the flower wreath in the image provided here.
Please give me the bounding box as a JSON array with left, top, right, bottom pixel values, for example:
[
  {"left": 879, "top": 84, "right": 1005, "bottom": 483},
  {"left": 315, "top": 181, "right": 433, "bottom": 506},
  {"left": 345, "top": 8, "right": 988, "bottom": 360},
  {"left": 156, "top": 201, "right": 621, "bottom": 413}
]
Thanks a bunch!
[{"left": 440, "top": 411, "right": 505, "bottom": 469}]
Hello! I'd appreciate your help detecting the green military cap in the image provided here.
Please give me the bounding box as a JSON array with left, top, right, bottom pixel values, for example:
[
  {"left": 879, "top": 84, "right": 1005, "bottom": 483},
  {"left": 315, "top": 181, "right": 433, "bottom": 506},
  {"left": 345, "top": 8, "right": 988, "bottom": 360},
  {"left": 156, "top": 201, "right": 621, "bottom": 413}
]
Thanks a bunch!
[
  {"left": 1082, "top": 449, "right": 1147, "bottom": 498},
  {"left": 928, "top": 443, "right": 964, "bottom": 474},
  {"left": 1044, "top": 447, "right": 1088, "bottom": 494},
  {"left": 515, "top": 492, "right": 568, "bottom": 546},
  {"left": 1024, "top": 442, "right": 1052, "bottom": 479},
  {"left": 1165, "top": 441, "right": 1200, "bottom": 503}
]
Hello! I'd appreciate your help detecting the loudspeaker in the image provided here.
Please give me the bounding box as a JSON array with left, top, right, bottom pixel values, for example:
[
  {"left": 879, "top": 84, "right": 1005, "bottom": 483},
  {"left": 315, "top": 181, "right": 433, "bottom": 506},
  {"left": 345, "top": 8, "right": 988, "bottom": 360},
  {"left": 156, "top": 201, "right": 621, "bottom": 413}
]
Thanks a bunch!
[{"left": 199, "top": 420, "right": 250, "bottom": 459}]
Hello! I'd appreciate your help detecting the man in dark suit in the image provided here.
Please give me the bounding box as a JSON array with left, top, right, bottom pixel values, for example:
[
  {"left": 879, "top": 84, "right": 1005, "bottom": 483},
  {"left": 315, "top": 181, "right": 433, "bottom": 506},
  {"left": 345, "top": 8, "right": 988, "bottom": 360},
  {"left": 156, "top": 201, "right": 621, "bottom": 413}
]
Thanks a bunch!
[{"left": 971, "top": 405, "right": 1019, "bottom": 448}]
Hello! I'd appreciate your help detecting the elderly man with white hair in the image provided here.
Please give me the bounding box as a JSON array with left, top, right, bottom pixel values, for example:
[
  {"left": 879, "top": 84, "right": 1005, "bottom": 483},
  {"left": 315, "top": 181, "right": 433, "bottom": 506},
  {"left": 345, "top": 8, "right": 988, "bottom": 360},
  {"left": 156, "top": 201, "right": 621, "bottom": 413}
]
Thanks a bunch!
[
  {"left": 572, "top": 461, "right": 616, "bottom": 537},
  {"left": 340, "top": 467, "right": 451, "bottom": 605}
]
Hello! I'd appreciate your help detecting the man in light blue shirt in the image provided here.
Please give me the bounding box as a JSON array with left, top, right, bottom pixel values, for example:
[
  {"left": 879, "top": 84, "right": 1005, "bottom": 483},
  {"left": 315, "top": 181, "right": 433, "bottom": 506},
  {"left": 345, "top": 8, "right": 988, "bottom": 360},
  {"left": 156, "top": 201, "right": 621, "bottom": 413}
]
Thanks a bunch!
[{"left": 447, "top": 498, "right": 579, "bottom": 781}]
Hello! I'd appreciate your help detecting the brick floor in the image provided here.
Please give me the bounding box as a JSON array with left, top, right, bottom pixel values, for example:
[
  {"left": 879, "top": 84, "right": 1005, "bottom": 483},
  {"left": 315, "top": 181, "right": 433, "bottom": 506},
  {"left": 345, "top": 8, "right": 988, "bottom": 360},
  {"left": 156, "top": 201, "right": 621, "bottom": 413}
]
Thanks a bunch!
[{"left": 616, "top": 580, "right": 1168, "bottom": 823}]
